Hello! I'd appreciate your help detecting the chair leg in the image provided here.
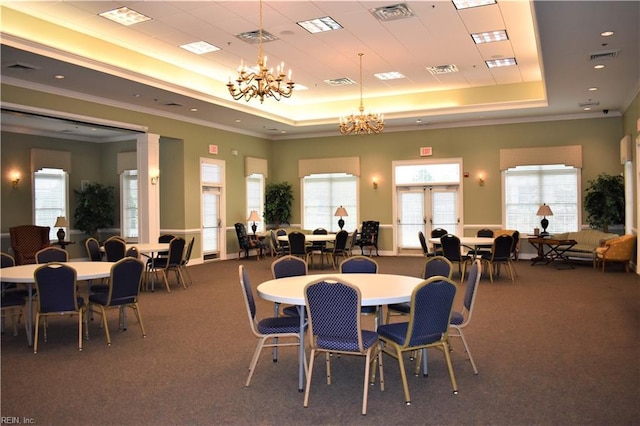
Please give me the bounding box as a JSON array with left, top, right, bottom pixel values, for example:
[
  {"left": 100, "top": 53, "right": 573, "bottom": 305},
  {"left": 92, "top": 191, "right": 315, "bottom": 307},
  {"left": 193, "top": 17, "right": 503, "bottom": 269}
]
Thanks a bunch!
[
  {"left": 303, "top": 348, "right": 317, "bottom": 407},
  {"left": 452, "top": 327, "right": 478, "bottom": 374},
  {"left": 246, "top": 337, "right": 267, "bottom": 387},
  {"left": 362, "top": 351, "right": 372, "bottom": 415},
  {"left": 441, "top": 341, "right": 458, "bottom": 394},
  {"left": 162, "top": 270, "right": 172, "bottom": 293},
  {"left": 396, "top": 349, "right": 412, "bottom": 405},
  {"left": 78, "top": 308, "right": 84, "bottom": 351},
  {"left": 131, "top": 303, "right": 147, "bottom": 338}
]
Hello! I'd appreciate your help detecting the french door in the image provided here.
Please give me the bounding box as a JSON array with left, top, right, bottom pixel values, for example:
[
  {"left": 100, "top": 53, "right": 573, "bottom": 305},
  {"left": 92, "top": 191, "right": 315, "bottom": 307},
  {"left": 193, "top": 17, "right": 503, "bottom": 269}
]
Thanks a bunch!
[{"left": 201, "top": 159, "right": 225, "bottom": 261}]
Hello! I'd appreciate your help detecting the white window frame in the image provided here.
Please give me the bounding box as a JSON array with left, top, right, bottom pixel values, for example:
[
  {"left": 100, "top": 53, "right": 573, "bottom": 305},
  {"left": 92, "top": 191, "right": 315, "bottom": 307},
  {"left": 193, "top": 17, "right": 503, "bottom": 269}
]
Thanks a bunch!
[
  {"left": 121, "top": 170, "right": 138, "bottom": 241},
  {"left": 201, "top": 158, "right": 226, "bottom": 261},
  {"left": 301, "top": 173, "right": 358, "bottom": 232},
  {"left": 33, "top": 168, "right": 68, "bottom": 241},
  {"left": 246, "top": 173, "right": 265, "bottom": 233}
]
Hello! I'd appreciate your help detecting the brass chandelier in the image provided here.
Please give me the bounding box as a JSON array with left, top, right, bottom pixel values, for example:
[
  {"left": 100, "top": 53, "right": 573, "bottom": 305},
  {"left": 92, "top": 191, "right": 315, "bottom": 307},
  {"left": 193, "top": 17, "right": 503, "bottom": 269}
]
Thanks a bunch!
[
  {"left": 339, "top": 53, "right": 384, "bottom": 135},
  {"left": 227, "top": 0, "right": 294, "bottom": 103}
]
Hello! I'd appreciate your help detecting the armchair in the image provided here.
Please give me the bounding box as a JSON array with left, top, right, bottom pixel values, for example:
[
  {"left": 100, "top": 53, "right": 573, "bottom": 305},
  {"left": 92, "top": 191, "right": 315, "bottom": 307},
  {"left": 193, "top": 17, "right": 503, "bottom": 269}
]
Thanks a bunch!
[
  {"left": 594, "top": 234, "right": 636, "bottom": 272},
  {"left": 9, "top": 225, "right": 51, "bottom": 265}
]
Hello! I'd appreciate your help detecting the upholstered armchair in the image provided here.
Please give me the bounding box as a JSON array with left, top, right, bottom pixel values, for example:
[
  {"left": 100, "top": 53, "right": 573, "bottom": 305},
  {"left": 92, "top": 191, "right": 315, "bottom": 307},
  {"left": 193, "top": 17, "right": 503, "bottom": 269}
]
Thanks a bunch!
[
  {"left": 594, "top": 234, "right": 636, "bottom": 272},
  {"left": 9, "top": 225, "right": 51, "bottom": 265}
]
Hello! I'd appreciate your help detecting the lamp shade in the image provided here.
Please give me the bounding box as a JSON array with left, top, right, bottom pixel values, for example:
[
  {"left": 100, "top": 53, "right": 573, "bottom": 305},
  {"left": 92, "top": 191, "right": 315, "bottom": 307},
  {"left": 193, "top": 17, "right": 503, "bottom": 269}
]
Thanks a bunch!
[
  {"left": 334, "top": 206, "right": 348, "bottom": 217},
  {"left": 536, "top": 204, "right": 553, "bottom": 216},
  {"left": 247, "top": 210, "right": 260, "bottom": 222},
  {"left": 54, "top": 216, "right": 69, "bottom": 227}
]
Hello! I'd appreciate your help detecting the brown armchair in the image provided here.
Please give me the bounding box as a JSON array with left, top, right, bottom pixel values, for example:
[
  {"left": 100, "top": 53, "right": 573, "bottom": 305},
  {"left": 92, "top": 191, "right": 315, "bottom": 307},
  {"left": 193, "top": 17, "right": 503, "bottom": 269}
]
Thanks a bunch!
[
  {"left": 9, "top": 225, "right": 51, "bottom": 265},
  {"left": 594, "top": 234, "right": 636, "bottom": 272}
]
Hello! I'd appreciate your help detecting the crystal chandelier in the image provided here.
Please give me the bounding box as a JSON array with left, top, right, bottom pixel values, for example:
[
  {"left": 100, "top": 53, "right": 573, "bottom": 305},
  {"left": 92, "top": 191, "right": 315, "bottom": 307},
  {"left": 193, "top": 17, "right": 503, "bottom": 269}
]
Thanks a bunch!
[
  {"left": 339, "top": 53, "right": 384, "bottom": 135},
  {"left": 227, "top": 0, "right": 294, "bottom": 103}
]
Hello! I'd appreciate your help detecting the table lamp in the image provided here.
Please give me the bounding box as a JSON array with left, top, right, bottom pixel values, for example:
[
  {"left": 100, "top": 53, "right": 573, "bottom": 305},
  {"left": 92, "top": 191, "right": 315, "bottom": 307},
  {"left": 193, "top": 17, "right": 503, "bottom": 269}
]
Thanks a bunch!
[
  {"left": 334, "top": 206, "right": 348, "bottom": 230},
  {"left": 247, "top": 210, "right": 260, "bottom": 235},
  {"left": 54, "top": 216, "right": 69, "bottom": 242},
  {"left": 536, "top": 204, "right": 553, "bottom": 236}
]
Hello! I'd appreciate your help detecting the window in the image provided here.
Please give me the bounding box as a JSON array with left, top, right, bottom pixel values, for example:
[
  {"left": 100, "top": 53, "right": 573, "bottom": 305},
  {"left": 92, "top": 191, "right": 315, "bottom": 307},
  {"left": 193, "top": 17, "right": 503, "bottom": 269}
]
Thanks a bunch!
[
  {"left": 34, "top": 168, "right": 68, "bottom": 240},
  {"left": 302, "top": 173, "right": 357, "bottom": 232},
  {"left": 504, "top": 165, "right": 579, "bottom": 233},
  {"left": 121, "top": 170, "right": 138, "bottom": 240},
  {"left": 246, "top": 173, "right": 265, "bottom": 233},
  {"left": 201, "top": 159, "right": 224, "bottom": 259}
]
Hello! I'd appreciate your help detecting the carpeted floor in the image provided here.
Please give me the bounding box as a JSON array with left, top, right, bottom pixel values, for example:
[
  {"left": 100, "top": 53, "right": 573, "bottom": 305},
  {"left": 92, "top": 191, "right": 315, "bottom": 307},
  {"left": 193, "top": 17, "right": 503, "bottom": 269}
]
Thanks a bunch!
[{"left": 1, "top": 255, "right": 639, "bottom": 425}]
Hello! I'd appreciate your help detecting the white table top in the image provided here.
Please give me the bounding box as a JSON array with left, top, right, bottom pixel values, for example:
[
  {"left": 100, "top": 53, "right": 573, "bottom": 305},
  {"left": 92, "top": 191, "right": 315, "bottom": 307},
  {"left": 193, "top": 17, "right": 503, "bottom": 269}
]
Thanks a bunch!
[
  {"left": 277, "top": 234, "right": 336, "bottom": 242},
  {"left": 428, "top": 236, "right": 494, "bottom": 247},
  {"left": 125, "top": 242, "right": 170, "bottom": 254},
  {"left": 0, "top": 261, "right": 115, "bottom": 283},
  {"left": 258, "top": 273, "right": 425, "bottom": 306}
]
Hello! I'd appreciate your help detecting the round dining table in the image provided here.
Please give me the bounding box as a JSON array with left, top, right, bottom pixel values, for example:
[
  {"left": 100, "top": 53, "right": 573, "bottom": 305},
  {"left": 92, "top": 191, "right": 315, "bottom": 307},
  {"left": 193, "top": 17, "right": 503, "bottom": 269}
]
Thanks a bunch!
[
  {"left": 257, "top": 272, "right": 425, "bottom": 391},
  {"left": 0, "top": 261, "right": 115, "bottom": 346},
  {"left": 125, "top": 243, "right": 169, "bottom": 291}
]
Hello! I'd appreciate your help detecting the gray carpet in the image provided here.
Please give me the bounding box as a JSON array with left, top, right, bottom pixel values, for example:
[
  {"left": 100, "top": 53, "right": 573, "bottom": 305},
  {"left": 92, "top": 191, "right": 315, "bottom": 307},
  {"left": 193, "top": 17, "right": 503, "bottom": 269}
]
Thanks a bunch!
[{"left": 2, "top": 255, "right": 638, "bottom": 425}]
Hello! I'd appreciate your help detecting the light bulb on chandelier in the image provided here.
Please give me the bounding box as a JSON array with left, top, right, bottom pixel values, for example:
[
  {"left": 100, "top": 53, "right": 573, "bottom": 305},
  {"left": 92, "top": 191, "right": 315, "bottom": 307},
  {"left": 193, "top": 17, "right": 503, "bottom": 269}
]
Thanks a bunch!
[
  {"left": 227, "top": 0, "right": 295, "bottom": 103},
  {"left": 339, "top": 53, "right": 384, "bottom": 135}
]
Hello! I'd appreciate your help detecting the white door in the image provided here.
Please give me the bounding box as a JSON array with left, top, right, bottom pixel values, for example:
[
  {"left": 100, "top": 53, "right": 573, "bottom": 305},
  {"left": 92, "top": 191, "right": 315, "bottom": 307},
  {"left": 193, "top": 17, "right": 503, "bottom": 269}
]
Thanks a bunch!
[{"left": 201, "top": 159, "right": 225, "bottom": 261}]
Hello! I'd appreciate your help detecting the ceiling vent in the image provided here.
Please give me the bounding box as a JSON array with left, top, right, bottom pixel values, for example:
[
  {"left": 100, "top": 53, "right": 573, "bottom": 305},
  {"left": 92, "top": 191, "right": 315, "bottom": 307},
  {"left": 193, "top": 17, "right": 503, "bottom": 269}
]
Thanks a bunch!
[
  {"left": 579, "top": 101, "right": 600, "bottom": 107},
  {"left": 5, "top": 62, "right": 41, "bottom": 71},
  {"left": 163, "top": 102, "right": 183, "bottom": 107},
  {"left": 236, "top": 30, "right": 278, "bottom": 44},
  {"left": 370, "top": 3, "right": 415, "bottom": 21},
  {"left": 427, "top": 64, "right": 459, "bottom": 75},
  {"left": 589, "top": 49, "right": 619, "bottom": 61},
  {"left": 324, "top": 77, "right": 356, "bottom": 87}
]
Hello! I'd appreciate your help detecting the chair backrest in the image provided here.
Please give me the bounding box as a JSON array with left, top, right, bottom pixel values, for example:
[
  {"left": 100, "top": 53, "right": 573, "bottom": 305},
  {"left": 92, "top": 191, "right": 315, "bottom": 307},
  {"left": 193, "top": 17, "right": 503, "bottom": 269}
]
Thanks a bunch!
[
  {"left": 158, "top": 234, "right": 175, "bottom": 243},
  {"left": 340, "top": 255, "right": 378, "bottom": 274},
  {"left": 167, "top": 237, "right": 186, "bottom": 266},
  {"left": 238, "top": 265, "right": 258, "bottom": 332},
  {"left": 511, "top": 230, "right": 520, "bottom": 258},
  {"left": 431, "top": 228, "right": 448, "bottom": 238},
  {"left": 288, "top": 232, "right": 307, "bottom": 256},
  {"left": 491, "top": 234, "right": 513, "bottom": 260},
  {"left": 423, "top": 256, "right": 453, "bottom": 279},
  {"left": 405, "top": 276, "right": 457, "bottom": 347},
  {"left": 182, "top": 237, "right": 195, "bottom": 265},
  {"left": 106, "top": 258, "right": 144, "bottom": 305},
  {"left": 418, "top": 231, "right": 429, "bottom": 255},
  {"left": 333, "top": 230, "right": 349, "bottom": 252},
  {"left": 440, "top": 234, "right": 463, "bottom": 262},
  {"left": 276, "top": 229, "right": 289, "bottom": 247},
  {"left": 36, "top": 246, "right": 68, "bottom": 263},
  {"left": 347, "top": 229, "right": 358, "bottom": 251},
  {"left": 85, "top": 237, "right": 102, "bottom": 261},
  {"left": 104, "top": 238, "right": 126, "bottom": 262},
  {"left": 271, "top": 255, "right": 308, "bottom": 279},
  {"left": 311, "top": 228, "right": 328, "bottom": 249},
  {"left": 34, "top": 263, "right": 79, "bottom": 313},
  {"left": 477, "top": 228, "right": 494, "bottom": 238},
  {"left": 9, "top": 225, "right": 51, "bottom": 265},
  {"left": 234, "top": 223, "right": 250, "bottom": 250},
  {"left": 1, "top": 252, "right": 16, "bottom": 268},
  {"left": 460, "top": 259, "right": 481, "bottom": 324},
  {"left": 125, "top": 246, "right": 140, "bottom": 259},
  {"left": 304, "top": 279, "right": 363, "bottom": 352},
  {"left": 360, "top": 221, "right": 380, "bottom": 244}
]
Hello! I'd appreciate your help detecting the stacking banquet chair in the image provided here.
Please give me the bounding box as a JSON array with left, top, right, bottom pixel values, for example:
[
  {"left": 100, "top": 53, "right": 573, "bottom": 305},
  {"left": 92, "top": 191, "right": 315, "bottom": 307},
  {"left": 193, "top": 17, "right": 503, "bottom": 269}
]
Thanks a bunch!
[
  {"left": 125, "top": 246, "right": 140, "bottom": 259},
  {"left": 271, "top": 255, "right": 308, "bottom": 318},
  {"left": 35, "top": 246, "right": 68, "bottom": 263},
  {"left": 270, "top": 230, "right": 287, "bottom": 258},
  {"left": 418, "top": 231, "right": 432, "bottom": 257},
  {"left": 441, "top": 234, "right": 473, "bottom": 282},
  {"left": 480, "top": 234, "right": 514, "bottom": 283},
  {"left": 88, "top": 257, "right": 146, "bottom": 345},
  {"left": 386, "top": 255, "right": 453, "bottom": 323},
  {"left": 430, "top": 228, "right": 448, "bottom": 256},
  {"left": 325, "top": 229, "right": 349, "bottom": 269},
  {"left": 307, "top": 228, "right": 329, "bottom": 268},
  {"left": 1, "top": 252, "right": 30, "bottom": 299},
  {"left": 340, "top": 256, "right": 380, "bottom": 328},
  {"left": 468, "top": 229, "right": 494, "bottom": 258},
  {"left": 85, "top": 237, "right": 103, "bottom": 261},
  {"left": 238, "top": 265, "right": 304, "bottom": 387},
  {"left": 449, "top": 259, "right": 482, "bottom": 374},
  {"left": 33, "top": 263, "right": 87, "bottom": 353},
  {"left": 287, "top": 231, "right": 310, "bottom": 262},
  {"left": 104, "top": 237, "right": 126, "bottom": 262},
  {"left": 9, "top": 225, "right": 50, "bottom": 265},
  {"left": 345, "top": 229, "right": 358, "bottom": 258},
  {"left": 303, "top": 279, "right": 384, "bottom": 416},
  {"left": 377, "top": 276, "right": 458, "bottom": 405},
  {"left": 178, "top": 237, "right": 195, "bottom": 286},
  {"left": 276, "top": 228, "right": 289, "bottom": 253},
  {"left": 356, "top": 221, "right": 380, "bottom": 256},
  {"left": 150, "top": 237, "right": 187, "bottom": 292},
  {"left": 1, "top": 252, "right": 28, "bottom": 337}
]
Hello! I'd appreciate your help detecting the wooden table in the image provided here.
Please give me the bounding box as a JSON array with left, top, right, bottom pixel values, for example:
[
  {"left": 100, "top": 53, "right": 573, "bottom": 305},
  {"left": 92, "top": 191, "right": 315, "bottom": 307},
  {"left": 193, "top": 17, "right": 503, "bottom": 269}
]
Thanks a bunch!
[
  {"left": 258, "top": 273, "right": 425, "bottom": 391},
  {"left": 528, "top": 237, "right": 577, "bottom": 269},
  {"left": 0, "top": 261, "right": 115, "bottom": 346}
]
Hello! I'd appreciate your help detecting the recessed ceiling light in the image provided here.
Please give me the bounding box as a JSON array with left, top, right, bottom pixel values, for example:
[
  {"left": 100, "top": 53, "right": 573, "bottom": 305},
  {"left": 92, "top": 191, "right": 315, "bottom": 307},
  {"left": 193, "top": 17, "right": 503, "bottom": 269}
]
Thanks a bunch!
[
  {"left": 54, "top": 74, "right": 65, "bottom": 79},
  {"left": 471, "top": 30, "right": 508, "bottom": 44},
  {"left": 190, "top": 108, "right": 198, "bottom": 112},
  {"left": 600, "top": 31, "right": 614, "bottom": 37},
  {"left": 99, "top": 7, "right": 151, "bottom": 26},
  {"left": 452, "top": 0, "right": 496, "bottom": 10},
  {"left": 374, "top": 71, "right": 405, "bottom": 80},
  {"left": 485, "top": 58, "right": 517, "bottom": 68},
  {"left": 297, "top": 17, "right": 342, "bottom": 34},
  {"left": 588, "top": 87, "right": 598, "bottom": 91},
  {"left": 180, "top": 41, "right": 220, "bottom": 55},
  {"left": 594, "top": 64, "right": 605, "bottom": 69},
  {"left": 584, "top": 107, "right": 592, "bottom": 111}
]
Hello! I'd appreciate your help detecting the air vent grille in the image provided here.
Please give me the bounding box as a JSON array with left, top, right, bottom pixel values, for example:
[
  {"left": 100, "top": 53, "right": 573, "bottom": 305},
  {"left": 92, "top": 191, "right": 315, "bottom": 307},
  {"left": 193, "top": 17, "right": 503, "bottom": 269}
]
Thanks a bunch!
[
  {"left": 370, "top": 3, "right": 415, "bottom": 21},
  {"left": 163, "top": 102, "right": 183, "bottom": 107},
  {"left": 324, "top": 77, "right": 356, "bottom": 87},
  {"left": 427, "top": 64, "right": 459, "bottom": 75},
  {"left": 236, "top": 30, "right": 278, "bottom": 44},
  {"left": 579, "top": 101, "right": 600, "bottom": 107},
  {"left": 589, "top": 49, "right": 619, "bottom": 61},
  {"left": 6, "top": 62, "right": 41, "bottom": 71}
]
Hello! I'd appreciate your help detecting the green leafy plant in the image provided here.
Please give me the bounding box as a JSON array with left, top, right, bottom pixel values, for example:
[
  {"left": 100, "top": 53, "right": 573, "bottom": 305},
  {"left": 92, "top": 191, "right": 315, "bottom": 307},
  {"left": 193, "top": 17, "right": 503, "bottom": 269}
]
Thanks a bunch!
[
  {"left": 74, "top": 182, "right": 115, "bottom": 239},
  {"left": 584, "top": 173, "right": 624, "bottom": 232},
  {"left": 264, "top": 182, "right": 293, "bottom": 228}
]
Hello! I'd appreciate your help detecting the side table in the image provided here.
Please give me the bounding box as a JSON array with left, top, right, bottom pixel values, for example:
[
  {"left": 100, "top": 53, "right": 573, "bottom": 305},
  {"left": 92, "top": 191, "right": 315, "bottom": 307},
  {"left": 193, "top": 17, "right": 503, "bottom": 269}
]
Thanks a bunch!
[
  {"left": 528, "top": 237, "right": 577, "bottom": 269},
  {"left": 52, "top": 240, "right": 75, "bottom": 250}
]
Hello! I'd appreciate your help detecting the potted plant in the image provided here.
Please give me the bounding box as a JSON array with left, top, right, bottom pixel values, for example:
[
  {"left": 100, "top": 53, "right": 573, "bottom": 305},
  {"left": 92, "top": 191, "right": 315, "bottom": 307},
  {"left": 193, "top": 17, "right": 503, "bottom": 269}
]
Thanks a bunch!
[
  {"left": 74, "top": 182, "right": 115, "bottom": 240},
  {"left": 264, "top": 182, "right": 293, "bottom": 229},
  {"left": 584, "top": 173, "right": 624, "bottom": 232}
]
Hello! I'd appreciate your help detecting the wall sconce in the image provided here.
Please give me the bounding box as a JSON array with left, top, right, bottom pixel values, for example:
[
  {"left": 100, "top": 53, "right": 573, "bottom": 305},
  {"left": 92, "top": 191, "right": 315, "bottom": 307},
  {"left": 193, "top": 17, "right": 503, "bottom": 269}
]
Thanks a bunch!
[
  {"left": 150, "top": 169, "right": 160, "bottom": 185},
  {"left": 372, "top": 178, "right": 378, "bottom": 189},
  {"left": 478, "top": 173, "right": 485, "bottom": 186},
  {"left": 150, "top": 175, "right": 159, "bottom": 185},
  {"left": 10, "top": 170, "right": 20, "bottom": 189}
]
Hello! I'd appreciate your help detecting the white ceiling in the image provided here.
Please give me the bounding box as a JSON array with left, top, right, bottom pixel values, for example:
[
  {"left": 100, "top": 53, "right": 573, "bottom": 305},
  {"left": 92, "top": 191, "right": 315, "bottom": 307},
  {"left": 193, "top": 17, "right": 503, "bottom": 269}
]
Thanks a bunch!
[{"left": 1, "top": 1, "right": 638, "bottom": 141}]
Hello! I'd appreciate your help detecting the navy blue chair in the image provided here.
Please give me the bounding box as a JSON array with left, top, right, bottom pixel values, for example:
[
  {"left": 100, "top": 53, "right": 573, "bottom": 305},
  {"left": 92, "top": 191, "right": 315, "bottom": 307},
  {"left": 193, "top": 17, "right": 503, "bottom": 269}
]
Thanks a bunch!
[
  {"left": 271, "top": 255, "right": 308, "bottom": 318},
  {"left": 377, "top": 276, "right": 458, "bottom": 405},
  {"left": 326, "top": 230, "right": 349, "bottom": 269},
  {"left": 104, "top": 237, "right": 126, "bottom": 262},
  {"left": 303, "top": 279, "right": 384, "bottom": 415},
  {"left": 85, "top": 237, "right": 103, "bottom": 261},
  {"left": 151, "top": 237, "right": 187, "bottom": 292},
  {"left": 480, "top": 234, "right": 514, "bottom": 283},
  {"left": 35, "top": 246, "right": 68, "bottom": 263},
  {"left": 238, "top": 265, "right": 304, "bottom": 387},
  {"left": 88, "top": 257, "right": 146, "bottom": 345},
  {"left": 440, "top": 234, "right": 472, "bottom": 281},
  {"left": 340, "top": 256, "right": 380, "bottom": 327}
]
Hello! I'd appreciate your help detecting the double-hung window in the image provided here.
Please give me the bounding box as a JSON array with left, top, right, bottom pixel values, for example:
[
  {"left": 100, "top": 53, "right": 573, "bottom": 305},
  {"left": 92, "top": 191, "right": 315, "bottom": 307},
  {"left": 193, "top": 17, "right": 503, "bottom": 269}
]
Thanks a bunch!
[
  {"left": 302, "top": 173, "right": 357, "bottom": 232},
  {"left": 246, "top": 173, "right": 265, "bottom": 233},
  {"left": 121, "top": 170, "right": 139, "bottom": 240},
  {"left": 34, "top": 168, "right": 68, "bottom": 241}
]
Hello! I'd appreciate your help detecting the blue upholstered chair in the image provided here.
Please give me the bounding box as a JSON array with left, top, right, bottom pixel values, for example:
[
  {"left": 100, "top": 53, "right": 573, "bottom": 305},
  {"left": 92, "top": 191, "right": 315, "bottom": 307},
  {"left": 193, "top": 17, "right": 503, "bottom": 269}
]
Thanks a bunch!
[
  {"left": 35, "top": 246, "right": 68, "bottom": 263},
  {"left": 85, "top": 237, "right": 103, "bottom": 261},
  {"left": 104, "top": 237, "right": 126, "bottom": 262},
  {"left": 339, "top": 256, "right": 380, "bottom": 327},
  {"left": 33, "top": 263, "right": 86, "bottom": 353},
  {"left": 325, "top": 230, "right": 349, "bottom": 269},
  {"left": 88, "top": 257, "right": 146, "bottom": 345},
  {"left": 271, "top": 255, "right": 308, "bottom": 318},
  {"left": 480, "top": 234, "right": 514, "bottom": 283},
  {"left": 303, "top": 279, "right": 384, "bottom": 415},
  {"left": 440, "top": 234, "right": 472, "bottom": 281},
  {"left": 238, "top": 265, "right": 304, "bottom": 387},
  {"left": 151, "top": 237, "right": 187, "bottom": 292},
  {"left": 377, "top": 276, "right": 458, "bottom": 405}
]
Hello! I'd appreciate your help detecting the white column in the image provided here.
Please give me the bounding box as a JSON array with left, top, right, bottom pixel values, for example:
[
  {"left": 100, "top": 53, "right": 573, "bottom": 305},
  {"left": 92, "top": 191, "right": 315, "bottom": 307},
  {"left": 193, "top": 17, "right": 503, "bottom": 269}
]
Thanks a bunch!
[{"left": 137, "top": 133, "right": 160, "bottom": 243}]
